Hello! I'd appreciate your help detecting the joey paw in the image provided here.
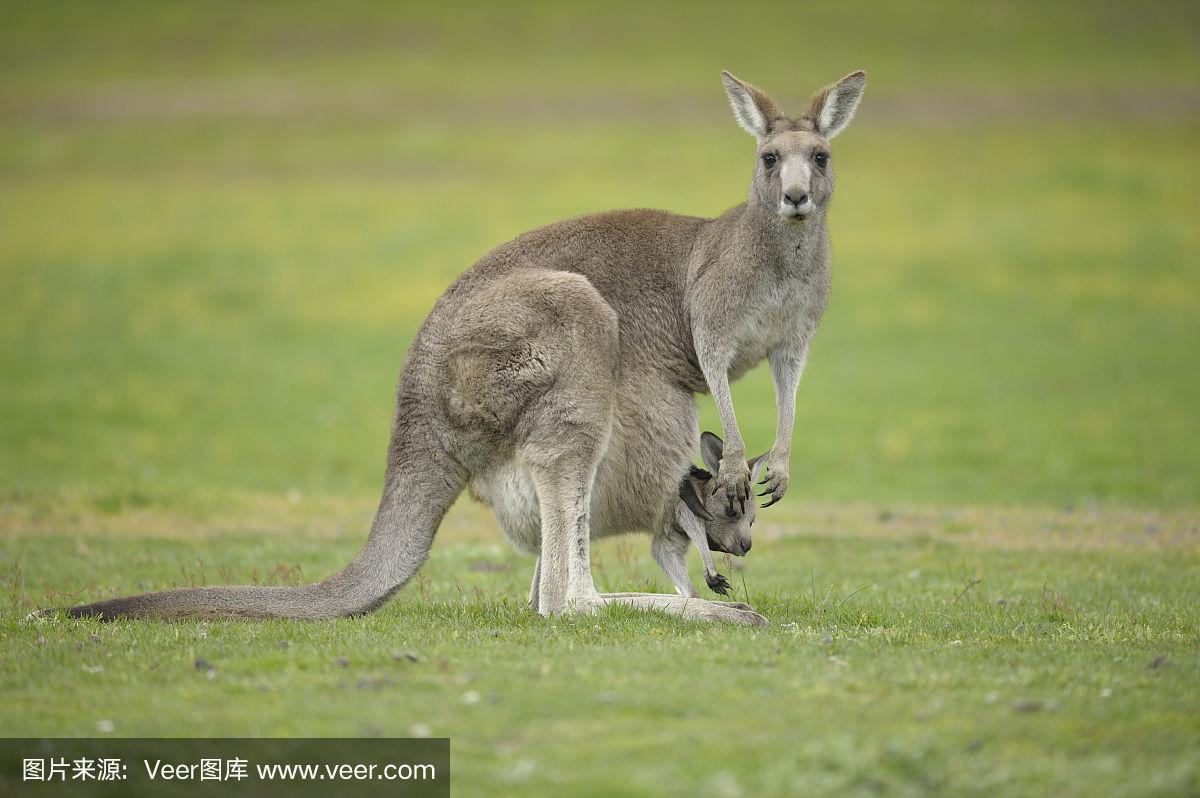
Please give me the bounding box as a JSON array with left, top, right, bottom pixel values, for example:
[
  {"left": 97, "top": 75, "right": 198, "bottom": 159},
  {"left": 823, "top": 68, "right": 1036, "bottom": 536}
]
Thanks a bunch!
[{"left": 705, "top": 571, "right": 733, "bottom": 596}]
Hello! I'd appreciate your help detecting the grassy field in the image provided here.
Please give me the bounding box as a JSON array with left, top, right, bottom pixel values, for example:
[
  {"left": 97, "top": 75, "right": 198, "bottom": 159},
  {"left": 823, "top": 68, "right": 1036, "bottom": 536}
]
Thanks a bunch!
[
  {"left": 4, "top": 503, "right": 1199, "bottom": 795},
  {"left": 2, "top": 1, "right": 1199, "bottom": 796}
]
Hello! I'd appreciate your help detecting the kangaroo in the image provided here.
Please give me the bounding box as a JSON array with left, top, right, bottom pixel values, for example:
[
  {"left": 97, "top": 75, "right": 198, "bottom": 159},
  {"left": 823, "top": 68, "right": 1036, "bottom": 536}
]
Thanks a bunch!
[
  {"left": 657, "top": 432, "right": 765, "bottom": 600},
  {"left": 57, "top": 70, "right": 865, "bottom": 626}
]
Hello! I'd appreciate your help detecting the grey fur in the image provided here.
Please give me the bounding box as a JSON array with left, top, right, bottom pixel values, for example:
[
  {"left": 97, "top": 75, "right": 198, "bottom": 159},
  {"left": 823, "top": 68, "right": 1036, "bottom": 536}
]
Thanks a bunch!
[{"left": 59, "top": 70, "right": 864, "bottom": 628}]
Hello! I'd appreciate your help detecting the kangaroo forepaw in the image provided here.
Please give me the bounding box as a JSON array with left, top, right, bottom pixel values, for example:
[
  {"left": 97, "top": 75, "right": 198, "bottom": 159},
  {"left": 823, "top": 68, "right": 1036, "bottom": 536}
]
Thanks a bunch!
[
  {"left": 712, "top": 457, "right": 751, "bottom": 517},
  {"left": 756, "top": 460, "right": 789, "bottom": 508}
]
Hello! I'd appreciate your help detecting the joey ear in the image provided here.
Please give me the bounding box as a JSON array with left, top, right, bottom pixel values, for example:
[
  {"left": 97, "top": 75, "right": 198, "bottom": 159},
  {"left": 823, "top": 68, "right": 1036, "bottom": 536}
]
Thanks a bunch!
[
  {"left": 699, "top": 431, "right": 724, "bottom": 473},
  {"left": 679, "top": 474, "right": 714, "bottom": 521},
  {"left": 747, "top": 452, "right": 769, "bottom": 481},
  {"left": 805, "top": 70, "right": 866, "bottom": 139},
  {"left": 721, "top": 70, "right": 781, "bottom": 140}
]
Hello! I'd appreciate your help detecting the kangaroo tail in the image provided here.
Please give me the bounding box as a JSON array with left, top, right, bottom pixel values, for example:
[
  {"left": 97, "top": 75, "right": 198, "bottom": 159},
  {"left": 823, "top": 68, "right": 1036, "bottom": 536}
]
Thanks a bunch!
[{"left": 65, "top": 417, "right": 465, "bottom": 621}]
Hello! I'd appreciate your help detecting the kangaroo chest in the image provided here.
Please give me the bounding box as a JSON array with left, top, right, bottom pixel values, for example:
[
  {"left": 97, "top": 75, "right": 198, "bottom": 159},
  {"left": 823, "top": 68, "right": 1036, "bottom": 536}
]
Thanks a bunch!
[{"left": 727, "top": 274, "right": 826, "bottom": 380}]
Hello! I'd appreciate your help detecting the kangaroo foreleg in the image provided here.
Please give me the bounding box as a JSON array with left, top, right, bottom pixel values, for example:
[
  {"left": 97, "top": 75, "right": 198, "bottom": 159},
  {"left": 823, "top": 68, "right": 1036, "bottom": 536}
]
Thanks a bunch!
[
  {"left": 758, "top": 344, "right": 808, "bottom": 507},
  {"left": 696, "top": 351, "right": 751, "bottom": 516},
  {"left": 672, "top": 506, "right": 735, "bottom": 596}
]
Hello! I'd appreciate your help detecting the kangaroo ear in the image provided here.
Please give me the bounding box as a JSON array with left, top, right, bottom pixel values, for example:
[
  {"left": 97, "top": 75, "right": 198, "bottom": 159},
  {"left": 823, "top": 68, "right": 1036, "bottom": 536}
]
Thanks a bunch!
[
  {"left": 747, "top": 452, "right": 769, "bottom": 481},
  {"left": 721, "top": 70, "right": 781, "bottom": 140},
  {"left": 805, "top": 70, "right": 866, "bottom": 139},
  {"left": 699, "top": 431, "right": 724, "bottom": 473},
  {"left": 679, "top": 474, "right": 714, "bottom": 521}
]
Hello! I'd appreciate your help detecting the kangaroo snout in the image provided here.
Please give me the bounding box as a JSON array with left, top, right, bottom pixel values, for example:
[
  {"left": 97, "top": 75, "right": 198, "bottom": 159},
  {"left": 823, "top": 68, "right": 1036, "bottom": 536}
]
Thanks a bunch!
[
  {"left": 783, "top": 190, "right": 808, "bottom": 207},
  {"left": 707, "top": 534, "right": 750, "bottom": 557},
  {"left": 781, "top": 188, "right": 813, "bottom": 219}
]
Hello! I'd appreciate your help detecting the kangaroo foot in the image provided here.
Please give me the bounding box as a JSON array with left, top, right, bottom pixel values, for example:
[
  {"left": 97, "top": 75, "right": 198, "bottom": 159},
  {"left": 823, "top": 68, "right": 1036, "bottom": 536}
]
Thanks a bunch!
[{"left": 591, "top": 592, "right": 767, "bottom": 627}]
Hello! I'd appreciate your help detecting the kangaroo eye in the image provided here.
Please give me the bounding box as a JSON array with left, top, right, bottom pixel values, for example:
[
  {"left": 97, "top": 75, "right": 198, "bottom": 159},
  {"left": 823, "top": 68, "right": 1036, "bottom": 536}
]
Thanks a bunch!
[
  {"left": 761, "top": 153, "right": 777, "bottom": 169},
  {"left": 814, "top": 152, "right": 829, "bottom": 168}
]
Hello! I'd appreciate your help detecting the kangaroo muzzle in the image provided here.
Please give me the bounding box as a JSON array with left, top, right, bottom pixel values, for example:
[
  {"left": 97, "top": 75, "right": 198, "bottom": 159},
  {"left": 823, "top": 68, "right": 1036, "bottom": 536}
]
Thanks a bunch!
[{"left": 779, "top": 160, "right": 814, "bottom": 220}]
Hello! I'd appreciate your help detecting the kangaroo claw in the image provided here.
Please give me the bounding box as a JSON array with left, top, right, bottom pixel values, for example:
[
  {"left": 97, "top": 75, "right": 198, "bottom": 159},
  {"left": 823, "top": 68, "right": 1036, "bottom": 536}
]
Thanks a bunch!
[{"left": 705, "top": 572, "right": 733, "bottom": 596}]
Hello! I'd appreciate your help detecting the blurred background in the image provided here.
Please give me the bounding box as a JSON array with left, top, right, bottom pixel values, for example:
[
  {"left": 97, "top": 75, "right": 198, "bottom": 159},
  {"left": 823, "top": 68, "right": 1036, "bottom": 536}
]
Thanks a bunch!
[{"left": 2, "top": 0, "right": 1198, "bottom": 522}]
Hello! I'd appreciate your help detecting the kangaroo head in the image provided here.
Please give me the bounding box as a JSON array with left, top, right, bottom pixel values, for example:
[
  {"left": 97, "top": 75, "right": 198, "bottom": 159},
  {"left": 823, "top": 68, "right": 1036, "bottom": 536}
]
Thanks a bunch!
[
  {"left": 678, "top": 432, "right": 766, "bottom": 557},
  {"left": 721, "top": 69, "right": 866, "bottom": 224}
]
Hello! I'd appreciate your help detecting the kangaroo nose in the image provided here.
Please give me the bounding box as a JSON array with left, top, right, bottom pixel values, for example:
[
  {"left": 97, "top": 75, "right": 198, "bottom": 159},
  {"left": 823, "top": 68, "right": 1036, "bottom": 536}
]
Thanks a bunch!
[
  {"left": 784, "top": 191, "right": 808, "bottom": 207},
  {"left": 740, "top": 537, "right": 752, "bottom": 554}
]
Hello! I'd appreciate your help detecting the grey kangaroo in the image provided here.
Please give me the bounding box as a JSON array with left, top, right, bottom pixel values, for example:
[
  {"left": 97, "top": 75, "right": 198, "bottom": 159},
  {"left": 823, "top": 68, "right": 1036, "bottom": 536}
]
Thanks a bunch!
[{"left": 60, "top": 70, "right": 865, "bottom": 626}]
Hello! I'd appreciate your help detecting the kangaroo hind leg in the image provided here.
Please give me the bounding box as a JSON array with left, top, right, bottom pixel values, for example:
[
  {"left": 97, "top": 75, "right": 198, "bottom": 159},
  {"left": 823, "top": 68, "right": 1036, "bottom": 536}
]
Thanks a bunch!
[{"left": 460, "top": 270, "right": 619, "bottom": 616}]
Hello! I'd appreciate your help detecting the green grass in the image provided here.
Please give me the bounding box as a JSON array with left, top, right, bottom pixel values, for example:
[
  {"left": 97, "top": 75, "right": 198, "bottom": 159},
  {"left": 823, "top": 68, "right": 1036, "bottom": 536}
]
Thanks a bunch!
[
  {"left": 2, "top": 1, "right": 1199, "bottom": 795},
  {"left": 4, "top": 504, "right": 1198, "bottom": 795}
]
